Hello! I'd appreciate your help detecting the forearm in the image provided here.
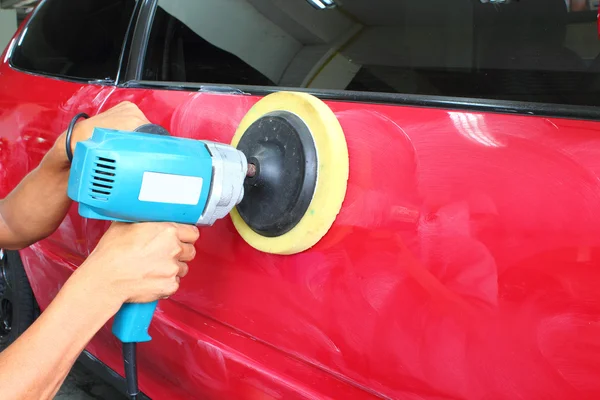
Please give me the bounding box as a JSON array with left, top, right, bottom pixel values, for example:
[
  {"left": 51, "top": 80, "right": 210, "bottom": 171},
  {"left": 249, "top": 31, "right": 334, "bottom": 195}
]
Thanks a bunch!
[
  {"left": 0, "top": 266, "right": 121, "bottom": 400},
  {"left": 0, "top": 142, "right": 71, "bottom": 250}
]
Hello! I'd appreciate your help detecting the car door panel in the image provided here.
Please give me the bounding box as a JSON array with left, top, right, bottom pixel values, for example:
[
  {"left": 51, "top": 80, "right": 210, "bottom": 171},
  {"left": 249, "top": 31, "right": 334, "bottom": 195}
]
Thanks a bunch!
[{"left": 83, "top": 85, "right": 600, "bottom": 399}]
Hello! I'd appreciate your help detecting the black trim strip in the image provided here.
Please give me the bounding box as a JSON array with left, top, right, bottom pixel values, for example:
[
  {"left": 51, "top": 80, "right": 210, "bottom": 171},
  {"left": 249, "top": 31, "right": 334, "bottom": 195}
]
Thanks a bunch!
[
  {"left": 122, "top": 80, "right": 600, "bottom": 121},
  {"left": 124, "top": 0, "right": 159, "bottom": 82},
  {"left": 115, "top": 0, "right": 143, "bottom": 85},
  {"left": 77, "top": 350, "right": 151, "bottom": 400}
]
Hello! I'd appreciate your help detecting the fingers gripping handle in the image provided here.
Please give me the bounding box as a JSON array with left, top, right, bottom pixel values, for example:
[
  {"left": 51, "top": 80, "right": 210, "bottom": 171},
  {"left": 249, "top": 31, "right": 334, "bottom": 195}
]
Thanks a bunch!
[{"left": 112, "top": 301, "right": 158, "bottom": 343}]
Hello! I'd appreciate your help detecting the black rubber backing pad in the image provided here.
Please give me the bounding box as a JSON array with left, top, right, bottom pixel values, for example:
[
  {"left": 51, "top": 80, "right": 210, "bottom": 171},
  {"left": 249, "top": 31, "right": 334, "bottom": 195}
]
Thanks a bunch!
[
  {"left": 134, "top": 124, "right": 171, "bottom": 136},
  {"left": 236, "top": 111, "right": 317, "bottom": 237}
]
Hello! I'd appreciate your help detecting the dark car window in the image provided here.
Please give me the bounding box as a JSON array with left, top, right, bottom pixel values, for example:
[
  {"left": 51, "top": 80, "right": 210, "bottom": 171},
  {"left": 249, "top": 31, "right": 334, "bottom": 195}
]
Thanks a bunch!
[
  {"left": 11, "top": 0, "right": 136, "bottom": 81},
  {"left": 142, "top": 0, "right": 600, "bottom": 106}
]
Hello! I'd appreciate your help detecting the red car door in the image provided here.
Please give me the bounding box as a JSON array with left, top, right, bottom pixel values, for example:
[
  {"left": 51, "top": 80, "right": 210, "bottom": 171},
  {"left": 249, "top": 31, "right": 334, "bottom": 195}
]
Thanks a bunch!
[{"left": 5, "top": 0, "right": 600, "bottom": 399}]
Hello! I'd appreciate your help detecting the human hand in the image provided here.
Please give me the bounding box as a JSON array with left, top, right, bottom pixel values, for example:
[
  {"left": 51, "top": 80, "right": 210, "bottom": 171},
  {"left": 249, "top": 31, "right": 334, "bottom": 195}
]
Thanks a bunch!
[
  {"left": 50, "top": 101, "right": 150, "bottom": 169},
  {"left": 74, "top": 222, "right": 199, "bottom": 305}
]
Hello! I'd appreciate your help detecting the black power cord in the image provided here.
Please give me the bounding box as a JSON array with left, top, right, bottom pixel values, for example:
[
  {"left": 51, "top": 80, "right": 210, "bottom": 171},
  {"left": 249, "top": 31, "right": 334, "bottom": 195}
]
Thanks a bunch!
[
  {"left": 65, "top": 112, "right": 90, "bottom": 162},
  {"left": 123, "top": 342, "right": 139, "bottom": 400}
]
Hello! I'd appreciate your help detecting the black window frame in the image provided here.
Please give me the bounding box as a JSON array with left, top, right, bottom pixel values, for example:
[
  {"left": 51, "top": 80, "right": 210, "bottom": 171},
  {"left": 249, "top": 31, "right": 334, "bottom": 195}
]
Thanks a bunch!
[
  {"left": 10, "top": 0, "right": 600, "bottom": 122},
  {"left": 8, "top": 0, "right": 142, "bottom": 86}
]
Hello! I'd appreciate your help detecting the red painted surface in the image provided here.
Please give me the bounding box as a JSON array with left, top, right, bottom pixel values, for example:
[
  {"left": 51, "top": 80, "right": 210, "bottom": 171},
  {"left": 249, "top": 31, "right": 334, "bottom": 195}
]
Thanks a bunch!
[{"left": 4, "top": 31, "right": 600, "bottom": 400}]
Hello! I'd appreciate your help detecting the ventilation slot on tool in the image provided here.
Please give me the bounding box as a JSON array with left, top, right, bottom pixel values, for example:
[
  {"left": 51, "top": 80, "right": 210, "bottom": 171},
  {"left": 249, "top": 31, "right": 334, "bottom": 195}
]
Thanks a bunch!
[{"left": 90, "top": 157, "right": 116, "bottom": 201}]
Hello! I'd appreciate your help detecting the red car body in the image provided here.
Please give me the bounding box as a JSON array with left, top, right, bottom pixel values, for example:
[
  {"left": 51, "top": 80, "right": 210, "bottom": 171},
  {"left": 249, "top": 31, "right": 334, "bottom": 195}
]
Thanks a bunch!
[{"left": 3, "top": 1, "right": 600, "bottom": 399}]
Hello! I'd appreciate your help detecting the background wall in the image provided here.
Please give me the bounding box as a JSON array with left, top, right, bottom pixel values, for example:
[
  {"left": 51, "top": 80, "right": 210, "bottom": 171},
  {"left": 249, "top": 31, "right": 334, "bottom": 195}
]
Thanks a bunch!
[{"left": 0, "top": 9, "right": 17, "bottom": 53}]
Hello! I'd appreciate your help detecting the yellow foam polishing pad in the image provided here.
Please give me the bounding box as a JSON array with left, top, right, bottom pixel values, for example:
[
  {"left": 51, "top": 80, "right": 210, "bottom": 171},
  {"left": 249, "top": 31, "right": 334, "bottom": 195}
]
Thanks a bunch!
[{"left": 230, "top": 91, "right": 349, "bottom": 255}]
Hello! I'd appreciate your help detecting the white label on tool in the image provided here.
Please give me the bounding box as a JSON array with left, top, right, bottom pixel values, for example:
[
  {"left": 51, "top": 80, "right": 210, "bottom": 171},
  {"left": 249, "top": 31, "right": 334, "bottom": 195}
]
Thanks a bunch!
[{"left": 138, "top": 172, "right": 203, "bottom": 205}]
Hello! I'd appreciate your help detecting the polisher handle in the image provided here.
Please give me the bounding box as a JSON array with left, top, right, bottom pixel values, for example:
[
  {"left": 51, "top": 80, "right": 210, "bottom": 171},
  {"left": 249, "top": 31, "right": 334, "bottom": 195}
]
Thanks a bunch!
[
  {"left": 111, "top": 301, "right": 158, "bottom": 343},
  {"left": 110, "top": 122, "right": 168, "bottom": 344}
]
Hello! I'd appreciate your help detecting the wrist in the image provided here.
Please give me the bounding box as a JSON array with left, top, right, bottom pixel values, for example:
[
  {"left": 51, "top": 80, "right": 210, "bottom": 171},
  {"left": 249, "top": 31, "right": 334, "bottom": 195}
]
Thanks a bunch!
[
  {"left": 66, "top": 263, "right": 124, "bottom": 317},
  {"left": 43, "top": 134, "right": 71, "bottom": 172},
  {"left": 45, "top": 116, "right": 89, "bottom": 172}
]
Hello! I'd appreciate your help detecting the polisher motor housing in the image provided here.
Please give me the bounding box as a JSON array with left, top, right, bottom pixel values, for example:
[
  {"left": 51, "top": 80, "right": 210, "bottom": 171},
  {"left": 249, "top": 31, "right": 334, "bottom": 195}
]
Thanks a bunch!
[{"left": 67, "top": 127, "right": 248, "bottom": 229}]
